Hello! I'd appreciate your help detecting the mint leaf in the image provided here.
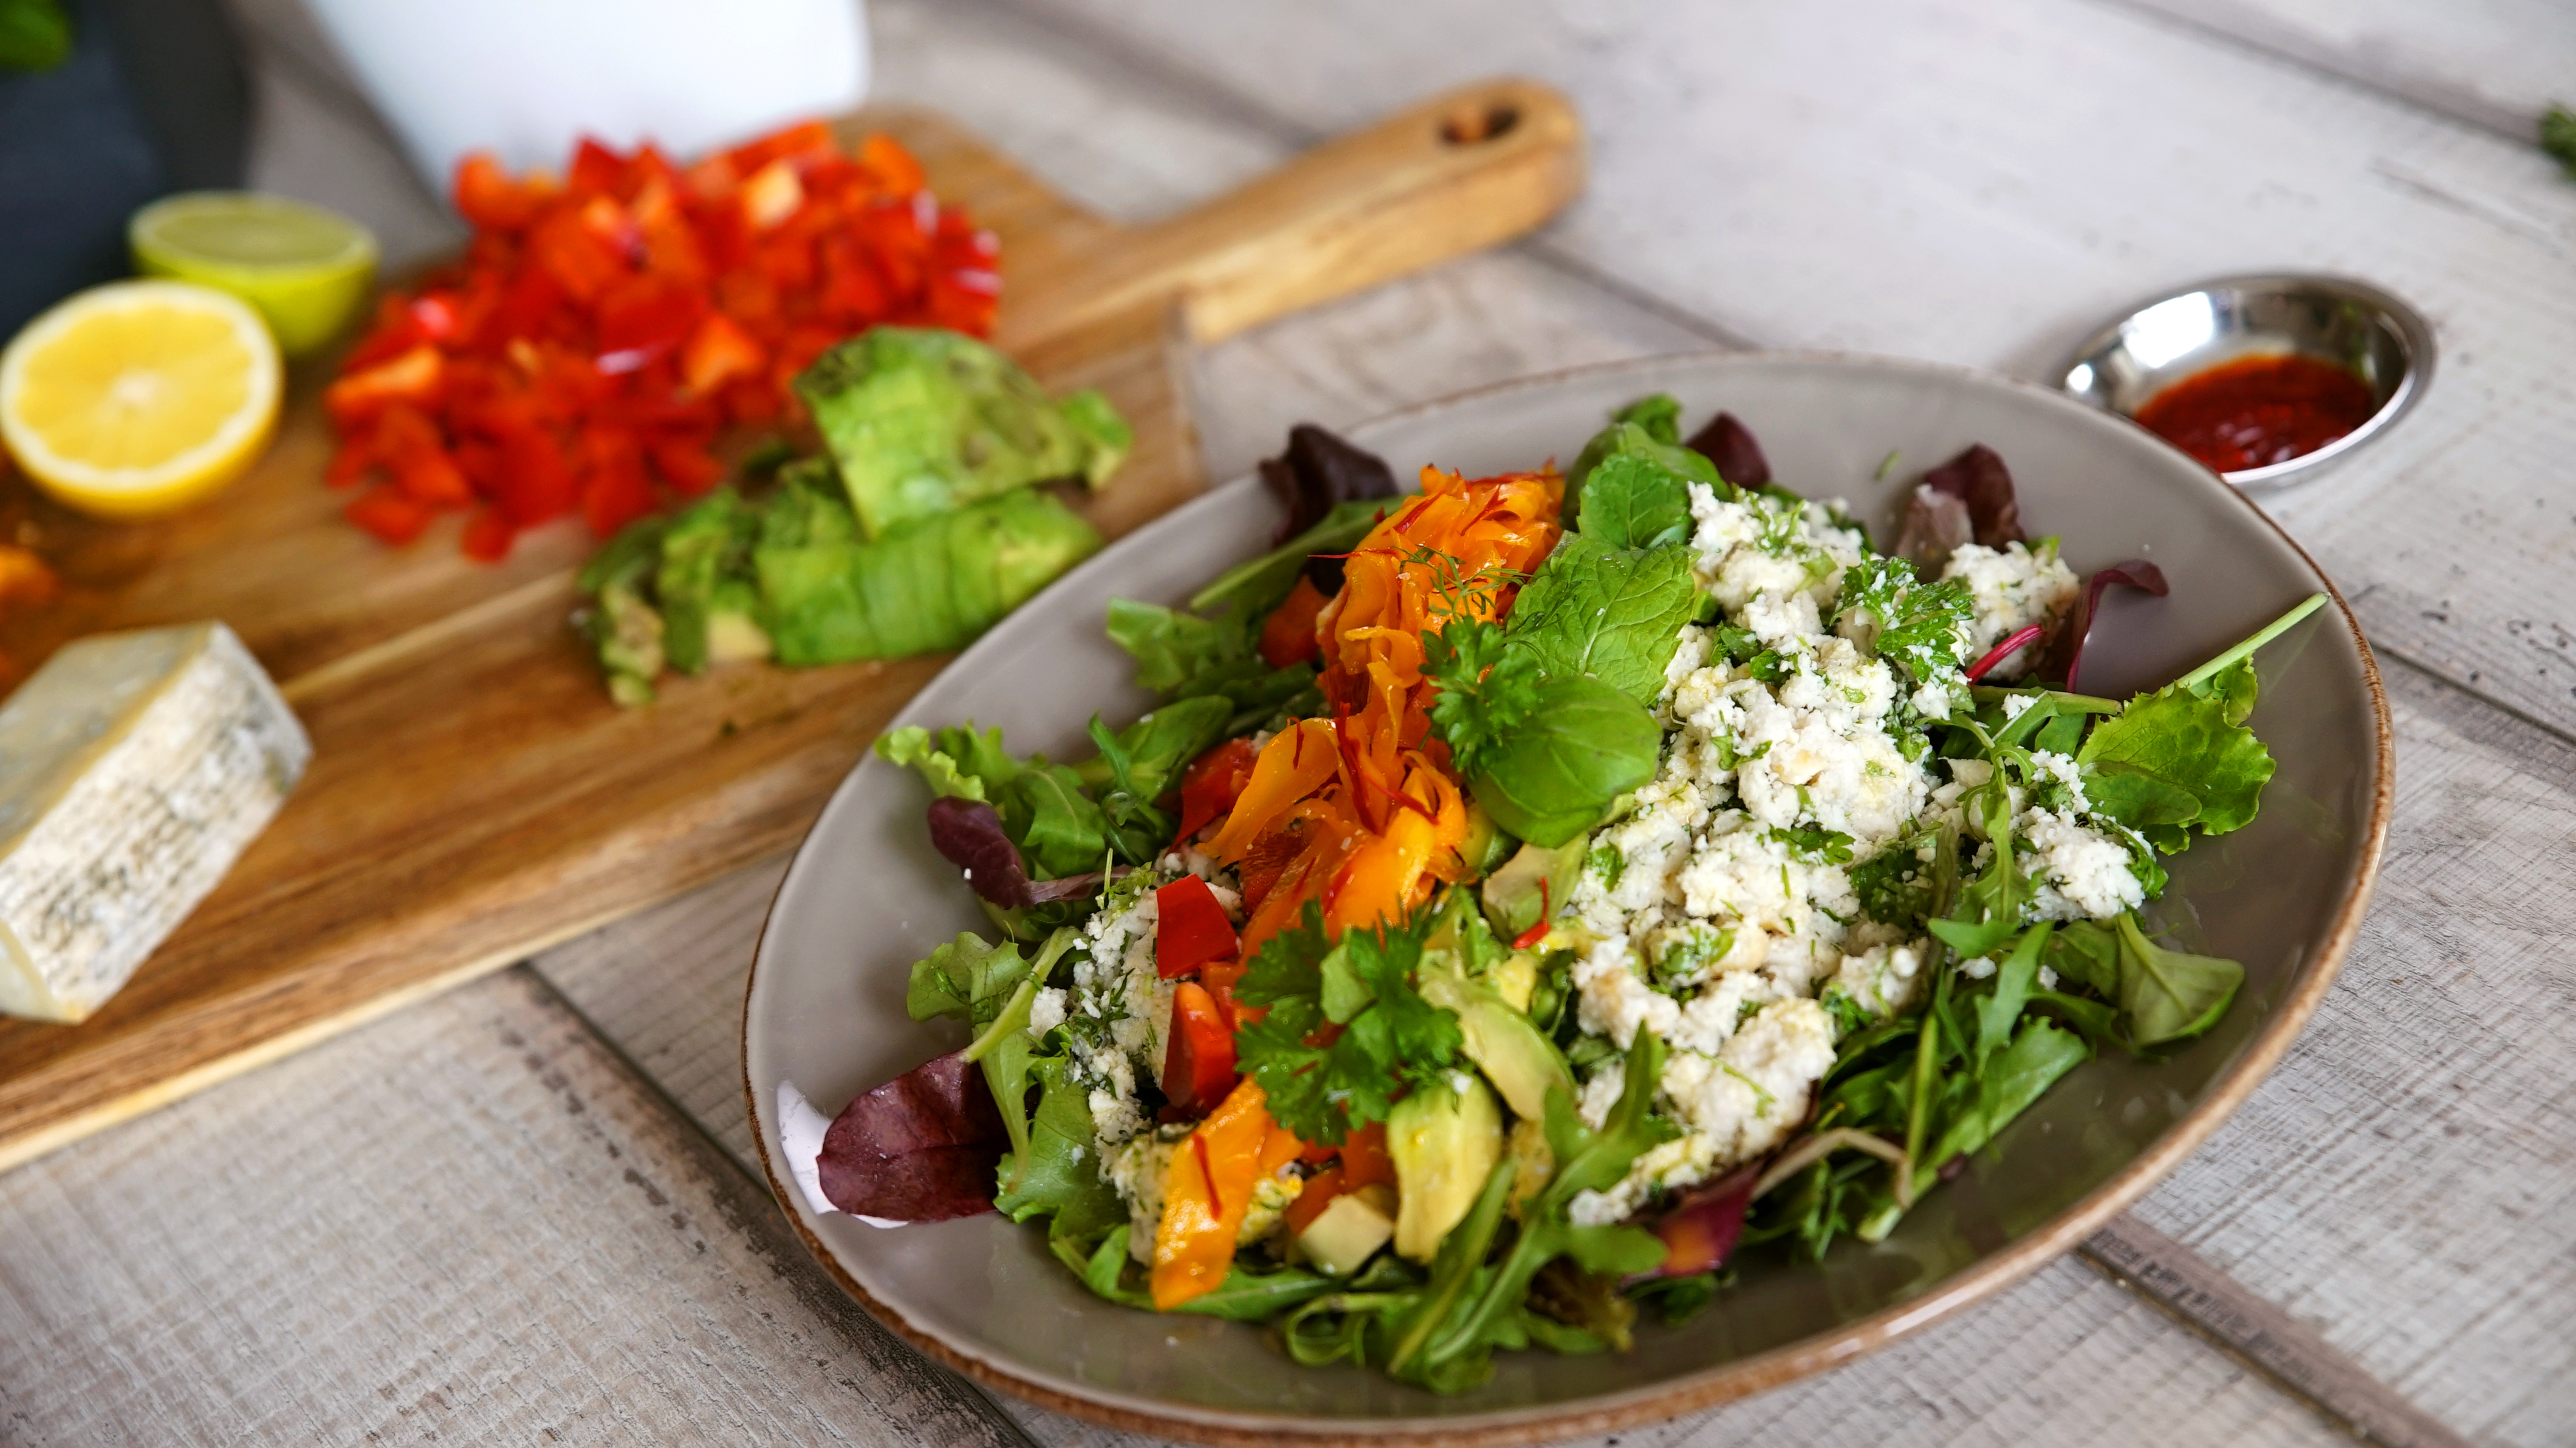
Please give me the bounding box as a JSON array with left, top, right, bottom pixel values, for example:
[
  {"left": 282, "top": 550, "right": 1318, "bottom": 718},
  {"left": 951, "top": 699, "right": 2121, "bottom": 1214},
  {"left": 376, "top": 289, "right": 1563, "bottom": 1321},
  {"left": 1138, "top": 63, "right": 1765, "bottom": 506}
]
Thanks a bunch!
[
  {"left": 1506, "top": 534, "right": 1699, "bottom": 702},
  {"left": 1575, "top": 454, "right": 1694, "bottom": 550},
  {"left": 1611, "top": 392, "right": 1684, "bottom": 446}
]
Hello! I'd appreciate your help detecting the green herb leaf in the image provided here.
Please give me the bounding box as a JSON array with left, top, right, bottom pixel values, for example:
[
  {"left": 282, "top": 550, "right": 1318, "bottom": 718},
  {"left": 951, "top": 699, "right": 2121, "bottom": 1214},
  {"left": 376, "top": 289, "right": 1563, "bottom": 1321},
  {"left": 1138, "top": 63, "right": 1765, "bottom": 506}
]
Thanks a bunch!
[
  {"left": 1506, "top": 533, "right": 1700, "bottom": 702},
  {"left": 1574, "top": 454, "right": 1694, "bottom": 550},
  {"left": 1611, "top": 392, "right": 1684, "bottom": 446}
]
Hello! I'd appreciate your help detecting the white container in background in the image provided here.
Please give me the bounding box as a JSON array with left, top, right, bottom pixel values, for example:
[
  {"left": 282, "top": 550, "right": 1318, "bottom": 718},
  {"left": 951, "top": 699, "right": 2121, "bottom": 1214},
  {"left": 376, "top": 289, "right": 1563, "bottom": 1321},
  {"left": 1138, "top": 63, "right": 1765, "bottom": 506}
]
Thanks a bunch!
[{"left": 303, "top": 0, "right": 870, "bottom": 186}]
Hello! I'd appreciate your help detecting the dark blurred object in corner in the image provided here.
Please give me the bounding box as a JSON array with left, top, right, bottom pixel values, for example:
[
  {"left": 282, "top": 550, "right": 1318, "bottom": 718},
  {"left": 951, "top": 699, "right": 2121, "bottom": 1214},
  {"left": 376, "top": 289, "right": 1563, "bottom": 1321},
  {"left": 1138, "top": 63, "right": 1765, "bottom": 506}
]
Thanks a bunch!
[{"left": 0, "top": 0, "right": 248, "bottom": 336}]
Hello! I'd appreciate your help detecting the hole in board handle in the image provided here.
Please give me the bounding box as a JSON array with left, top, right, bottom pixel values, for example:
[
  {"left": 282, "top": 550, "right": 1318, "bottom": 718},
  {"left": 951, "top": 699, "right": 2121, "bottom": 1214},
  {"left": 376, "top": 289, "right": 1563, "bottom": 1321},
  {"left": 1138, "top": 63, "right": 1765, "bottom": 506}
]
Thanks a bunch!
[{"left": 1439, "top": 102, "right": 1521, "bottom": 146}]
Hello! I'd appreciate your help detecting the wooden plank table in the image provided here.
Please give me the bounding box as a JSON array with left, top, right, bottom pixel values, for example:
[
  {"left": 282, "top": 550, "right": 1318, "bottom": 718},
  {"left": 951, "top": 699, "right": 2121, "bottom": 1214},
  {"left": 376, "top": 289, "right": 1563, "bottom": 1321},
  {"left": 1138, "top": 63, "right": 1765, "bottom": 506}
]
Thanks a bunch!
[{"left": 4, "top": 0, "right": 2572, "bottom": 1443}]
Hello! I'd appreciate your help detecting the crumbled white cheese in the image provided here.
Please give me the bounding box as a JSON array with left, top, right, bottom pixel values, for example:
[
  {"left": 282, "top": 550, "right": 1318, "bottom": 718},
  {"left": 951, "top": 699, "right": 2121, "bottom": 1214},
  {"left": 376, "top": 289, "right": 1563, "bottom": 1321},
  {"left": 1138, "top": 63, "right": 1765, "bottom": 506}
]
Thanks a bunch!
[
  {"left": 2022, "top": 808, "right": 2146, "bottom": 920},
  {"left": 1940, "top": 541, "right": 2077, "bottom": 679},
  {"left": 1027, "top": 986, "right": 1067, "bottom": 1036}
]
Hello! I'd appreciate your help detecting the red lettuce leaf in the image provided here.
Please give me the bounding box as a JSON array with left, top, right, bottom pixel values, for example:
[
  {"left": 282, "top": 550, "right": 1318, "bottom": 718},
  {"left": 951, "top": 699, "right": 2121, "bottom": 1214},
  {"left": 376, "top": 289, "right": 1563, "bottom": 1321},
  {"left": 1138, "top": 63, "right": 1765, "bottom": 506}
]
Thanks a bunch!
[
  {"left": 817, "top": 1050, "right": 1006, "bottom": 1222},
  {"left": 1640, "top": 1163, "right": 1760, "bottom": 1278},
  {"left": 1684, "top": 411, "right": 1772, "bottom": 488},
  {"left": 1260, "top": 423, "right": 1399, "bottom": 546},
  {"left": 1922, "top": 444, "right": 2024, "bottom": 549},
  {"left": 925, "top": 797, "right": 1100, "bottom": 909},
  {"left": 2045, "top": 559, "right": 2170, "bottom": 692}
]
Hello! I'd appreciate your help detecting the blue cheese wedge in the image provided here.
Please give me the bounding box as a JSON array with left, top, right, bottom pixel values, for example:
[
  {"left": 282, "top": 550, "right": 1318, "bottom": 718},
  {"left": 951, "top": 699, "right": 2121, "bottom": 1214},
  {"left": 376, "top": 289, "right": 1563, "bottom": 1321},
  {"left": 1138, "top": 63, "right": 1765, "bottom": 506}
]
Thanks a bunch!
[{"left": 0, "top": 623, "right": 309, "bottom": 1023}]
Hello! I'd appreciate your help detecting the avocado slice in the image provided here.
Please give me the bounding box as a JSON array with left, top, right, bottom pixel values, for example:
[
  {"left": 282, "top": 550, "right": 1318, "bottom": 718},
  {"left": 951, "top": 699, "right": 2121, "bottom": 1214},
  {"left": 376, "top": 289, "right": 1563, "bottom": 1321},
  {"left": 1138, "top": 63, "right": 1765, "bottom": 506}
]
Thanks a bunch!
[
  {"left": 1387, "top": 1073, "right": 1503, "bottom": 1262},
  {"left": 1481, "top": 836, "right": 1588, "bottom": 943},
  {"left": 1419, "top": 965, "right": 1575, "bottom": 1121},
  {"left": 1295, "top": 1184, "right": 1397, "bottom": 1277}
]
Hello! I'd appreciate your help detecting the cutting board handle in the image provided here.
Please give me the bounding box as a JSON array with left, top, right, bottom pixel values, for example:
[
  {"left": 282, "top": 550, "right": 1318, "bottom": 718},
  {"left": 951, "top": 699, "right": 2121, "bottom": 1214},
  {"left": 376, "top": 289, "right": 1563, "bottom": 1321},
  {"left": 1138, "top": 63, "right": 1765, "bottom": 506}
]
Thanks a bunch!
[{"left": 1005, "top": 77, "right": 1584, "bottom": 347}]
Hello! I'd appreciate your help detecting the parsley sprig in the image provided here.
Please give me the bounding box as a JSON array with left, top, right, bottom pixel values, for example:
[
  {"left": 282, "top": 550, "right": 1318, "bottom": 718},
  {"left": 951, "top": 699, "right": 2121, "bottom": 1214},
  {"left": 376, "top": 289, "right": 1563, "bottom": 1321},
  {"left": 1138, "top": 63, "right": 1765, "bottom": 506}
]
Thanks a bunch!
[{"left": 1233, "top": 901, "right": 1465, "bottom": 1144}]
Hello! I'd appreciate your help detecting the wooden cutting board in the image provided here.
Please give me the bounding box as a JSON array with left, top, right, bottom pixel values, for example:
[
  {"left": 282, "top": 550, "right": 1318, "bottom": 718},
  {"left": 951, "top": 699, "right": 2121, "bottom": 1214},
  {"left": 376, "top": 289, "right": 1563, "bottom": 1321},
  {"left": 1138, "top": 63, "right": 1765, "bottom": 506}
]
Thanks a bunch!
[{"left": 0, "top": 80, "right": 1583, "bottom": 1170}]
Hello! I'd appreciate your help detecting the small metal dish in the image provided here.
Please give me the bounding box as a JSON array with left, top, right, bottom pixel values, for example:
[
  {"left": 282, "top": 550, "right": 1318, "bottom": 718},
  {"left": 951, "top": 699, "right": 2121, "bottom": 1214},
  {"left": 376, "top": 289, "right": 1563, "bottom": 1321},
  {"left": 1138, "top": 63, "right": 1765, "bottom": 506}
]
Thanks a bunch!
[{"left": 2055, "top": 273, "right": 2433, "bottom": 490}]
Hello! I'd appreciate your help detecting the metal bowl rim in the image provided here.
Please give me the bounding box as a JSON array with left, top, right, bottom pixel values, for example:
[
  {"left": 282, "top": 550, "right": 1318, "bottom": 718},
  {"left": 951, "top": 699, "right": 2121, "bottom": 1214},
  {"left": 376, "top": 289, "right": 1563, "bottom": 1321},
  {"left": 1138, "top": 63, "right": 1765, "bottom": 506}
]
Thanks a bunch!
[{"left": 2052, "top": 270, "right": 2435, "bottom": 489}]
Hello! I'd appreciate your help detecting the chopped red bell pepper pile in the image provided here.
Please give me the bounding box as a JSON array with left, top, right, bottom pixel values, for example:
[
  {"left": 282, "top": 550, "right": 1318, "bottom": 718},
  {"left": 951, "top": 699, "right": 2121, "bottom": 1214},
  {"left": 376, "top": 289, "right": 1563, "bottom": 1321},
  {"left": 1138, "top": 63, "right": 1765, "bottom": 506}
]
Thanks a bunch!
[{"left": 325, "top": 121, "right": 1001, "bottom": 559}]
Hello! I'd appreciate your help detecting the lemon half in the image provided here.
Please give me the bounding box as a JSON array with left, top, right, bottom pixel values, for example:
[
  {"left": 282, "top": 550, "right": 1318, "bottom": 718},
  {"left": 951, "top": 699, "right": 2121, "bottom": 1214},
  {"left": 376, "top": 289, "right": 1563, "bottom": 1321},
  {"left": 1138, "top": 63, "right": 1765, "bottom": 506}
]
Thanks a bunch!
[
  {"left": 132, "top": 192, "right": 378, "bottom": 356},
  {"left": 0, "top": 281, "right": 283, "bottom": 520}
]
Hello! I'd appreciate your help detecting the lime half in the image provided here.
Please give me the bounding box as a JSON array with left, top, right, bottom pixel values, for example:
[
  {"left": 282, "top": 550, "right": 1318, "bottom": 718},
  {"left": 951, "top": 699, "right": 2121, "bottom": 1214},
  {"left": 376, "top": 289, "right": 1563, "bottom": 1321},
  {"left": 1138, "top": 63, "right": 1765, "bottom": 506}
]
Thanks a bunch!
[{"left": 131, "top": 193, "right": 379, "bottom": 357}]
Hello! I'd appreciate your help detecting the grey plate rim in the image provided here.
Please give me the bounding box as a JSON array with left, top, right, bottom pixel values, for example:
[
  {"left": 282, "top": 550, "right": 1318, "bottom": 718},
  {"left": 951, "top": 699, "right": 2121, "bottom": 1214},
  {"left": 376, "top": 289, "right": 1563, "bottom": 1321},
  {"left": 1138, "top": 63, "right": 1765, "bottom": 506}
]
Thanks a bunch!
[{"left": 741, "top": 347, "right": 2395, "bottom": 1447}]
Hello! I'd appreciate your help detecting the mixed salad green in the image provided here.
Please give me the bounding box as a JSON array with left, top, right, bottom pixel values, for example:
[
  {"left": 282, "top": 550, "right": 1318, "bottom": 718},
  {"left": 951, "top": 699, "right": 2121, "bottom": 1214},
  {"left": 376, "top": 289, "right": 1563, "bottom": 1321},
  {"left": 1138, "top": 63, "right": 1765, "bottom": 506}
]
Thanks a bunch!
[{"left": 781, "top": 398, "right": 2319, "bottom": 1391}]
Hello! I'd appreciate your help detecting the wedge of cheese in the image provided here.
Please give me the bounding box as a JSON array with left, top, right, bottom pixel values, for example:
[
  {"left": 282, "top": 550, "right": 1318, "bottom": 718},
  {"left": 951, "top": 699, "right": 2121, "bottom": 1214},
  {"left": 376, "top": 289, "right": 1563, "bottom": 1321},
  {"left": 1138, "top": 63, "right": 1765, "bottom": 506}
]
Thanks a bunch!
[{"left": 0, "top": 623, "right": 310, "bottom": 1022}]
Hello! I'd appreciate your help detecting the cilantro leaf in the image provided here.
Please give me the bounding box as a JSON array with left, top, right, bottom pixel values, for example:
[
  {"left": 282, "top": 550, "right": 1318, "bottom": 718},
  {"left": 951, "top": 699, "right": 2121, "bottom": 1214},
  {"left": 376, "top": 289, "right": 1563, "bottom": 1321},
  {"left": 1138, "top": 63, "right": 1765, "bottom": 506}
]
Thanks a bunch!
[{"left": 1837, "top": 555, "right": 1973, "bottom": 705}]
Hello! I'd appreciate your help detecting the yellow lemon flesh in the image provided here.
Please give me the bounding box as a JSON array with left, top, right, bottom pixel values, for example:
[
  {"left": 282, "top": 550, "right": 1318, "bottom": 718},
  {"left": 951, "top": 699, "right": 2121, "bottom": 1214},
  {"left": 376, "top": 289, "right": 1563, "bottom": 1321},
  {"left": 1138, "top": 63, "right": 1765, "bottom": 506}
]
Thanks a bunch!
[
  {"left": 131, "top": 192, "right": 377, "bottom": 356},
  {"left": 0, "top": 281, "right": 283, "bottom": 520}
]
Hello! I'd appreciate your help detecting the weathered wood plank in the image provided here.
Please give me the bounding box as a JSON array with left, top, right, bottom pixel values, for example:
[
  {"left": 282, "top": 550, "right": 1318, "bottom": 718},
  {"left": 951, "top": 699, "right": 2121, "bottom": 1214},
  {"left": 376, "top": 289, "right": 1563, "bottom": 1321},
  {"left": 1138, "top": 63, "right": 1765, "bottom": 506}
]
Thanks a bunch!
[
  {"left": 2125, "top": 660, "right": 2576, "bottom": 1447},
  {"left": 2108, "top": 0, "right": 2576, "bottom": 138},
  {"left": 991, "top": 0, "right": 2576, "bottom": 750},
  {"left": 0, "top": 968, "right": 1031, "bottom": 1447}
]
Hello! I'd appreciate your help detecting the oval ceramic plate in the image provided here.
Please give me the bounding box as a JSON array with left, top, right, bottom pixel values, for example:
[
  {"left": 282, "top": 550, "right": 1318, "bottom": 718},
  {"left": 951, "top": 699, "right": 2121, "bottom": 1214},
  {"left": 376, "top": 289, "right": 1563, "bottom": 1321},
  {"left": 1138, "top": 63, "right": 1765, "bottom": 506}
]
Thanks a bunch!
[{"left": 744, "top": 352, "right": 2391, "bottom": 1446}]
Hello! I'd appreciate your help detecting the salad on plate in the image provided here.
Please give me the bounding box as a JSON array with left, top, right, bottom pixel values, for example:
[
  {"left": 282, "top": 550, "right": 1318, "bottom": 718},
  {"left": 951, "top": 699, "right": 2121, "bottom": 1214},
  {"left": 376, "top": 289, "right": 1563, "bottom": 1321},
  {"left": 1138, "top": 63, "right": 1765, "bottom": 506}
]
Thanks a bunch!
[{"left": 779, "top": 397, "right": 2318, "bottom": 1392}]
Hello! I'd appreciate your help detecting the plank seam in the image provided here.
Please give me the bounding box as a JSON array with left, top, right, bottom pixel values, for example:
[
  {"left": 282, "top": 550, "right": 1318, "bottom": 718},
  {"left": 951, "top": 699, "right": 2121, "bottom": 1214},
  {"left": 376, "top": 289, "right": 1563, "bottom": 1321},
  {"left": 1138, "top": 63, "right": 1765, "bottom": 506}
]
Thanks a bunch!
[{"left": 2079, "top": 1215, "right": 2475, "bottom": 1448}]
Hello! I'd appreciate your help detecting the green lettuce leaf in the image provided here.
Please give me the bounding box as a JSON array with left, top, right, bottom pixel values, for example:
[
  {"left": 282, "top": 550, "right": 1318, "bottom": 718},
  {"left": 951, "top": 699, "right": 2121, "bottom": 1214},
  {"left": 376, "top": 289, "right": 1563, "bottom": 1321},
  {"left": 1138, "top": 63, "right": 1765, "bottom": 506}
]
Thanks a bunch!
[
  {"left": 2078, "top": 660, "right": 2273, "bottom": 850},
  {"left": 2114, "top": 913, "right": 2245, "bottom": 1047},
  {"left": 993, "top": 1056, "right": 1126, "bottom": 1245},
  {"left": 904, "top": 932, "right": 1033, "bottom": 1026}
]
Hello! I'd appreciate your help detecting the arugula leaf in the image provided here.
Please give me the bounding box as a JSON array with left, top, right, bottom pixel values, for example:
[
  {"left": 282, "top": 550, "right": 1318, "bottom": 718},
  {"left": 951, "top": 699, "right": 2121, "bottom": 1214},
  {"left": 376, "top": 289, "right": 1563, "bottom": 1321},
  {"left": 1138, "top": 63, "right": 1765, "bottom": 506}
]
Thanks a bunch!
[
  {"left": 1574, "top": 454, "right": 1694, "bottom": 550},
  {"left": 1072, "top": 695, "right": 1231, "bottom": 804},
  {"left": 1187, "top": 496, "right": 1390, "bottom": 618},
  {"left": 2079, "top": 661, "right": 2274, "bottom": 849},
  {"left": 1851, "top": 831, "right": 1937, "bottom": 929},
  {"left": 1233, "top": 903, "right": 1465, "bottom": 1144},
  {"left": 1919, "top": 1019, "right": 2088, "bottom": 1181},
  {"left": 1973, "top": 923, "right": 2053, "bottom": 1074},
  {"left": 905, "top": 933, "right": 1034, "bottom": 1026},
  {"left": 2044, "top": 919, "right": 2122, "bottom": 996},
  {"left": 998, "top": 763, "right": 1110, "bottom": 876},
  {"left": 1104, "top": 596, "right": 1321, "bottom": 730},
  {"left": 993, "top": 1056, "right": 1126, "bottom": 1246},
  {"left": 1506, "top": 533, "right": 1700, "bottom": 702},
  {"left": 1103, "top": 597, "right": 1252, "bottom": 695},
  {"left": 2113, "top": 913, "right": 2245, "bottom": 1047}
]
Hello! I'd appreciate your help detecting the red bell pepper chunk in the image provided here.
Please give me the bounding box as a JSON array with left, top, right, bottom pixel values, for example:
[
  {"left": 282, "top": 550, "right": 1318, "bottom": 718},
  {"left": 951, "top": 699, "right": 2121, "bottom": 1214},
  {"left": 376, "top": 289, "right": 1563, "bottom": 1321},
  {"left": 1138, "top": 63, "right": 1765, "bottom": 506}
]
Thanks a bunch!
[
  {"left": 1281, "top": 1163, "right": 1346, "bottom": 1237},
  {"left": 1155, "top": 875, "right": 1239, "bottom": 981},
  {"left": 451, "top": 152, "right": 552, "bottom": 231},
  {"left": 1338, "top": 1122, "right": 1394, "bottom": 1188},
  {"left": 344, "top": 485, "right": 433, "bottom": 546},
  {"left": 459, "top": 509, "right": 515, "bottom": 562},
  {"left": 1258, "top": 575, "right": 1331, "bottom": 669},
  {"left": 680, "top": 312, "right": 765, "bottom": 395},
  {"left": 324, "top": 344, "right": 443, "bottom": 426},
  {"left": 1174, "top": 737, "right": 1259, "bottom": 844},
  {"left": 1160, "top": 982, "right": 1238, "bottom": 1117}
]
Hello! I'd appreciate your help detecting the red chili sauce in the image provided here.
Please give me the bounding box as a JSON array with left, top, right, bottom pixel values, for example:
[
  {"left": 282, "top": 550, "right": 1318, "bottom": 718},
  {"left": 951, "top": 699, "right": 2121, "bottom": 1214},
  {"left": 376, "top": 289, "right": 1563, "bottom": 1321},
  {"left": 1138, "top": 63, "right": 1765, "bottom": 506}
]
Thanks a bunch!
[{"left": 2131, "top": 354, "right": 2379, "bottom": 474}]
